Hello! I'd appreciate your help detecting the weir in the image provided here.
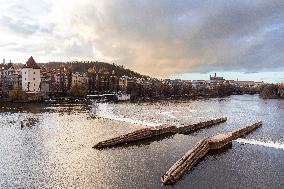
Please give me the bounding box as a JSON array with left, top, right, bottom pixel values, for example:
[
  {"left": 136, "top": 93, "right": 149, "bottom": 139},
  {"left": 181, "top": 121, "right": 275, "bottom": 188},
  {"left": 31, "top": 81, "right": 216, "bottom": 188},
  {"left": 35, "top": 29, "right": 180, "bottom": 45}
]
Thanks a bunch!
[
  {"left": 93, "top": 117, "right": 227, "bottom": 148},
  {"left": 161, "top": 121, "right": 262, "bottom": 185}
]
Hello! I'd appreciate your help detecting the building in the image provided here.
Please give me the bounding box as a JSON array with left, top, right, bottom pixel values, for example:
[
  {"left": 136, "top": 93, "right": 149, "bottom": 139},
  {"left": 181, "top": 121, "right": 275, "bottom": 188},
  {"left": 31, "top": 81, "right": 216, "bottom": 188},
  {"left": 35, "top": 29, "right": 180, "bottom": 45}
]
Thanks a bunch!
[
  {"left": 254, "top": 81, "right": 265, "bottom": 88},
  {"left": 2, "top": 61, "right": 15, "bottom": 76},
  {"left": 233, "top": 81, "right": 255, "bottom": 88},
  {"left": 96, "top": 68, "right": 110, "bottom": 92},
  {"left": 1, "top": 61, "right": 22, "bottom": 97},
  {"left": 71, "top": 72, "right": 88, "bottom": 87},
  {"left": 119, "top": 76, "right": 128, "bottom": 91},
  {"left": 210, "top": 73, "right": 225, "bottom": 81},
  {"left": 21, "top": 56, "right": 41, "bottom": 93},
  {"left": 109, "top": 70, "right": 119, "bottom": 92},
  {"left": 52, "top": 67, "right": 70, "bottom": 95},
  {"left": 87, "top": 66, "right": 97, "bottom": 94},
  {"left": 40, "top": 67, "right": 52, "bottom": 98}
]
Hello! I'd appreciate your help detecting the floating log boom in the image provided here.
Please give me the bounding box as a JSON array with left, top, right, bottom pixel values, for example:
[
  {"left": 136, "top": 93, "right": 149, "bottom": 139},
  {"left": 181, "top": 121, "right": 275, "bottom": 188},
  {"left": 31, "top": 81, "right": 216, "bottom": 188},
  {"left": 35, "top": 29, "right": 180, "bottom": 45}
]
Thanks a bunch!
[
  {"left": 177, "top": 117, "right": 227, "bottom": 134},
  {"left": 161, "top": 121, "right": 262, "bottom": 185},
  {"left": 93, "top": 117, "right": 227, "bottom": 149}
]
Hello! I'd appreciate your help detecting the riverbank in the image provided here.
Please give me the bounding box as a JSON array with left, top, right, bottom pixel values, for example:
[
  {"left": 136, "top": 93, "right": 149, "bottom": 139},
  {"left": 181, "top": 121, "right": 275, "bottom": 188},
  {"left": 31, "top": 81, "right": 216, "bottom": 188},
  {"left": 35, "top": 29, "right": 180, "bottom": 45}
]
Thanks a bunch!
[
  {"left": 0, "top": 92, "right": 264, "bottom": 105},
  {"left": 0, "top": 97, "right": 89, "bottom": 104}
]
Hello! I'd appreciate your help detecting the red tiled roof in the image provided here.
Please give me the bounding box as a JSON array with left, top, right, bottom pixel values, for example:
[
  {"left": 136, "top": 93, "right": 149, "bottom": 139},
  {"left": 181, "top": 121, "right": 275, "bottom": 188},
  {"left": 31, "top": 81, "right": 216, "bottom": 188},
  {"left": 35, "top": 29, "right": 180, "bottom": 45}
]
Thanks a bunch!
[{"left": 24, "top": 56, "right": 40, "bottom": 69}]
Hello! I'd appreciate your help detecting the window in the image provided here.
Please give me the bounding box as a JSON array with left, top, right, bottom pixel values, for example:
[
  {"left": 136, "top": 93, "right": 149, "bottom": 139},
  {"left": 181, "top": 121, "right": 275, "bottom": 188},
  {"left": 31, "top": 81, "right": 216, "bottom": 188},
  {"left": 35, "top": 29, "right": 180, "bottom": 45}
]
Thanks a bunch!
[
  {"left": 34, "top": 84, "right": 35, "bottom": 86},
  {"left": 34, "top": 72, "right": 35, "bottom": 74},
  {"left": 33, "top": 78, "right": 35, "bottom": 80},
  {"left": 25, "top": 72, "right": 26, "bottom": 74}
]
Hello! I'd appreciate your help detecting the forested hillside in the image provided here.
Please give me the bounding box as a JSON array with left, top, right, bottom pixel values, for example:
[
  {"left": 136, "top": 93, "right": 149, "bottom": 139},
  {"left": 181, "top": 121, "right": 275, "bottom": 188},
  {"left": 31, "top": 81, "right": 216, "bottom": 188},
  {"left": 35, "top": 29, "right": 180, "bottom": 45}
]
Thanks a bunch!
[{"left": 39, "top": 61, "right": 148, "bottom": 78}]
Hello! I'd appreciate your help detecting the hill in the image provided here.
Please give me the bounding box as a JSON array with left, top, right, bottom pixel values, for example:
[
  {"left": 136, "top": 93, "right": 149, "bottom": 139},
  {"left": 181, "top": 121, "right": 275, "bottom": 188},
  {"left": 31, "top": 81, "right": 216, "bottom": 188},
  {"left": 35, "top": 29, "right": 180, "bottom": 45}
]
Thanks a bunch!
[{"left": 40, "top": 61, "right": 148, "bottom": 78}]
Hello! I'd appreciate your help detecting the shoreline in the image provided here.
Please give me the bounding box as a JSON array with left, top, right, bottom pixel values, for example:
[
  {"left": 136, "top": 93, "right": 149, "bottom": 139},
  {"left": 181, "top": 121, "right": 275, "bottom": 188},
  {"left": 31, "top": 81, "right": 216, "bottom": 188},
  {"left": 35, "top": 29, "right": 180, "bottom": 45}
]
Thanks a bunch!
[
  {"left": 0, "top": 94, "right": 284, "bottom": 105},
  {"left": 1, "top": 93, "right": 283, "bottom": 105}
]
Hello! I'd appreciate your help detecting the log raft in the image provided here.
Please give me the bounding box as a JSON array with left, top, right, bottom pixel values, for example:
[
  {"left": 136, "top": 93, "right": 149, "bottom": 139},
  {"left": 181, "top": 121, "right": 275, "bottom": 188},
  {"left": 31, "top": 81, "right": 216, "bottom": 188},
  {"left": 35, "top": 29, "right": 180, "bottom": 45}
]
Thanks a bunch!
[
  {"left": 177, "top": 117, "right": 227, "bottom": 134},
  {"left": 93, "top": 117, "right": 227, "bottom": 149},
  {"left": 161, "top": 121, "right": 262, "bottom": 185}
]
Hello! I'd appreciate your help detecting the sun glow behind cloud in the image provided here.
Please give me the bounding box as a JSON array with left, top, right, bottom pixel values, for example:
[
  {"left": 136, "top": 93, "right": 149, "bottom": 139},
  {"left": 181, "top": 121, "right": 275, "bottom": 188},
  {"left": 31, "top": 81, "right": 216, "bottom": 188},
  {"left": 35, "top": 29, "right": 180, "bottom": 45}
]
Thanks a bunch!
[{"left": 0, "top": 0, "right": 283, "bottom": 81}]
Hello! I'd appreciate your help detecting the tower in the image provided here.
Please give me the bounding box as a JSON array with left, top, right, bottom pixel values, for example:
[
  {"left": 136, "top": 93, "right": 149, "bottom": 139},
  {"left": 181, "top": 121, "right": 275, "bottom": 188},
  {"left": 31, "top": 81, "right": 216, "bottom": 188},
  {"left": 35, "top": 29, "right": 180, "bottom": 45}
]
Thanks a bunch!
[{"left": 21, "top": 56, "right": 41, "bottom": 92}]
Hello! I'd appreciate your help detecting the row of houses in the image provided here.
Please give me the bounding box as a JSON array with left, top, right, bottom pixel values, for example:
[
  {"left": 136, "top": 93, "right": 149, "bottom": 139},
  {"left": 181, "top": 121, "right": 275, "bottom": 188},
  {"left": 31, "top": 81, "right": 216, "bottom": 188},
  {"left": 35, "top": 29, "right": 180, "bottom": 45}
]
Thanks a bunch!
[
  {"left": 0, "top": 57, "right": 136, "bottom": 99},
  {"left": 0, "top": 57, "right": 267, "bottom": 100},
  {"left": 190, "top": 73, "right": 265, "bottom": 89}
]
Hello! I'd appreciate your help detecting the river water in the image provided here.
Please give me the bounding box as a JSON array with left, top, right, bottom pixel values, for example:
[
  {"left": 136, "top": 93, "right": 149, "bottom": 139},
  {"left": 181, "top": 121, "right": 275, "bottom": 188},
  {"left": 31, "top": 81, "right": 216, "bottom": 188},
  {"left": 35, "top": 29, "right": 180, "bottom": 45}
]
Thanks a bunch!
[{"left": 0, "top": 95, "right": 283, "bottom": 188}]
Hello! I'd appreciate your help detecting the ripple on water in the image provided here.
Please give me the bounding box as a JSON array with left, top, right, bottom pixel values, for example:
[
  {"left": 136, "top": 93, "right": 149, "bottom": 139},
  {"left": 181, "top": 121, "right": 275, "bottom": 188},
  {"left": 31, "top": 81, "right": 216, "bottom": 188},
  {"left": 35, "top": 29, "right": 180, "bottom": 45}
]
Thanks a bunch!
[{"left": 0, "top": 95, "right": 283, "bottom": 188}]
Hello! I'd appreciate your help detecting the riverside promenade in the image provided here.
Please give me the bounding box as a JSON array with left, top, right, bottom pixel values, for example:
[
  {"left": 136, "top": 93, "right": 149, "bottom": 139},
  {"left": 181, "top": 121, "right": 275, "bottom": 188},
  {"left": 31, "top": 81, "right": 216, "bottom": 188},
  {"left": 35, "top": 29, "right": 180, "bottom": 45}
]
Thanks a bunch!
[
  {"left": 161, "top": 121, "right": 262, "bottom": 185},
  {"left": 93, "top": 117, "right": 227, "bottom": 148}
]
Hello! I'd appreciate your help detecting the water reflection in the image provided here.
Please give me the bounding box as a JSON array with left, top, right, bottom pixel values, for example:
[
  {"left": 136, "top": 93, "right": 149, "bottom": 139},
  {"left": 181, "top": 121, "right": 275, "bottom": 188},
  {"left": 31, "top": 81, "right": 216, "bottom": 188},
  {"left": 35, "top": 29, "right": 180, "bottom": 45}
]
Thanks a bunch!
[{"left": 0, "top": 95, "right": 283, "bottom": 188}]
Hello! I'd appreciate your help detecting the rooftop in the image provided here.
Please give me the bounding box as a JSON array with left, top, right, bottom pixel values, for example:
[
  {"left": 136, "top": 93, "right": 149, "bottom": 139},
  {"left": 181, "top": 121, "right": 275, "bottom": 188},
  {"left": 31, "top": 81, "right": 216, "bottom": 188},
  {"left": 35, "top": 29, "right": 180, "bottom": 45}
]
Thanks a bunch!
[{"left": 24, "top": 56, "right": 40, "bottom": 69}]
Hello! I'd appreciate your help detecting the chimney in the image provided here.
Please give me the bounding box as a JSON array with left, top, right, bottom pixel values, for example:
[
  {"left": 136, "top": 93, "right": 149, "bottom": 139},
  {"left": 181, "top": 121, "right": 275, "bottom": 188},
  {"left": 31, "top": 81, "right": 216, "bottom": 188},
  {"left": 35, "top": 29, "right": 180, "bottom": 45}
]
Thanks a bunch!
[
  {"left": 214, "top": 73, "right": 216, "bottom": 77},
  {"left": 9, "top": 60, "right": 11, "bottom": 63},
  {"left": 3, "top": 59, "right": 5, "bottom": 64}
]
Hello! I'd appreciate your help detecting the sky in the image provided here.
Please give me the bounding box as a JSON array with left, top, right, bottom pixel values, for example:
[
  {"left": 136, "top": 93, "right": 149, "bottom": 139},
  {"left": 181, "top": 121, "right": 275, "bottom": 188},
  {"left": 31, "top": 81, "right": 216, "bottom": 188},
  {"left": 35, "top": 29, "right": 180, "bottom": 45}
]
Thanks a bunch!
[{"left": 0, "top": 0, "right": 283, "bottom": 82}]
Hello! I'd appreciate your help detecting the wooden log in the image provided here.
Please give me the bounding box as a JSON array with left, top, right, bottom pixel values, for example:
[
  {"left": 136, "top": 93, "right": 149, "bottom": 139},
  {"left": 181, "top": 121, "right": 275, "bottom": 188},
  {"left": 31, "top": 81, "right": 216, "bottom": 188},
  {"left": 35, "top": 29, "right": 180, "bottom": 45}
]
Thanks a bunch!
[
  {"left": 93, "top": 117, "right": 227, "bottom": 148},
  {"left": 161, "top": 121, "right": 262, "bottom": 185},
  {"left": 171, "top": 143, "right": 209, "bottom": 178},
  {"left": 162, "top": 139, "right": 209, "bottom": 184},
  {"left": 178, "top": 117, "right": 227, "bottom": 134},
  {"left": 168, "top": 139, "right": 208, "bottom": 172}
]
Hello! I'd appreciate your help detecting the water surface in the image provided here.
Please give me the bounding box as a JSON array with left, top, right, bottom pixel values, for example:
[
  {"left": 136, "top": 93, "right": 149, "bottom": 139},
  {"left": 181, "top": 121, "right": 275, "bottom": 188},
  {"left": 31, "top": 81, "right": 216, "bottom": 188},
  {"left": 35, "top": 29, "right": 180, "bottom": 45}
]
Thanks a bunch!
[{"left": 0, "top": 95, "right": 283, "bottom": 188}]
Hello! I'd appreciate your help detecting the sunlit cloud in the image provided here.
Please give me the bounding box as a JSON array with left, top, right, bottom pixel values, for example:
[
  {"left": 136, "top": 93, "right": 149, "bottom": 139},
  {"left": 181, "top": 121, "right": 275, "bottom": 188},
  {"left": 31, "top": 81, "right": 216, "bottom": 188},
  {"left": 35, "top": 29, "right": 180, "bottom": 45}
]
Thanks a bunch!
[{"left": 0, "top": 0, "right": 283, "bottom": 77}]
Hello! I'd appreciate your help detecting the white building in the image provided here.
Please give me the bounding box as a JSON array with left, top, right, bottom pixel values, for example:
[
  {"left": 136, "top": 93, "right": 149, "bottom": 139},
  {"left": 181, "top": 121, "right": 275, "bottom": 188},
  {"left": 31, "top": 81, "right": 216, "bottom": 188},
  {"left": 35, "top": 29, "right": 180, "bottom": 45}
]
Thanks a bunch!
[
  {"left": 116, "top": 93, "right": 130, "bottom": 101},
  {"left": 71, "top": 72, "right": 88, "bottom": 87},
  {"left": 21, "top": 56, "right": 41, "bottom": 93}
]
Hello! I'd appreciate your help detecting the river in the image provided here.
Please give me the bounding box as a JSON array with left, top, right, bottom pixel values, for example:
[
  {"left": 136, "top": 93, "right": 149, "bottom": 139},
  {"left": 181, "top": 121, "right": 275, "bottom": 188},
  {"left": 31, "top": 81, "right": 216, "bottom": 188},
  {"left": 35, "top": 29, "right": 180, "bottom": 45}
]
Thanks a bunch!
[{"left": 0, "top": 95, "right": 283, "bottom": 188}]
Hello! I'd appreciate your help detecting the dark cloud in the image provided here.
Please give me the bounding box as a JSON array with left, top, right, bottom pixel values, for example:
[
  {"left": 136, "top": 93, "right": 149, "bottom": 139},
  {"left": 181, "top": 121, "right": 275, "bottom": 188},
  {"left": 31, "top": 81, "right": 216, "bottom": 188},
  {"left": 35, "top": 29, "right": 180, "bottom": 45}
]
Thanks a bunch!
[
  {"left": 75, "top": 0, "right": 284, "bottom": 76},
  {"left": 1, "top": 0, "right": 283, "bottom": 76}
]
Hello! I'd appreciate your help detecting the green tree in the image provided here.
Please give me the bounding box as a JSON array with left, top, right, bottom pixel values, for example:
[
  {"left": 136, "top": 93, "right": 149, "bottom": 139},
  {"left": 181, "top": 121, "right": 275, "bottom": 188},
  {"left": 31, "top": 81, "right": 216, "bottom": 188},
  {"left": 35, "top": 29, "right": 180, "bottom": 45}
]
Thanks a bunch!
[{"left": 69, "top": 84, "right": 88, "bottom": 98}]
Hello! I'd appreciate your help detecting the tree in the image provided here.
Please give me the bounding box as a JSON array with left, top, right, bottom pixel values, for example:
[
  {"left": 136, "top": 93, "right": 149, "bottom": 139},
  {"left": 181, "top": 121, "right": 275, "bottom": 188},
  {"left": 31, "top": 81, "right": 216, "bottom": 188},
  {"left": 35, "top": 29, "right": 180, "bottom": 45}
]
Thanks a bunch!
[
  {"left": 260, "top": 84, "right": 278, "bottom": 99},
  {"left": 69, "top": 84, "right": 88, "bottom": 98},
  {"left": 277, "top": 83, "right": 284, "bottom": 98},
  {"left": 8, "top": 86, "right": 27, "bottom": 101}
]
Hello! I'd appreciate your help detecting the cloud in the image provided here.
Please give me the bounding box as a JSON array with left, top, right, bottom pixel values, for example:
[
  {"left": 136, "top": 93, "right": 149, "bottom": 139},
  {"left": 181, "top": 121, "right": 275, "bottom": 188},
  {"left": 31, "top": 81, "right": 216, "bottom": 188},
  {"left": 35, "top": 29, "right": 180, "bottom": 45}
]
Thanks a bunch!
[
  {"left": 0, "top": 0, "right": 283, "bottom": 76},
  {"left": 0, "top": 15, "right": 42, "bottom": 35}
]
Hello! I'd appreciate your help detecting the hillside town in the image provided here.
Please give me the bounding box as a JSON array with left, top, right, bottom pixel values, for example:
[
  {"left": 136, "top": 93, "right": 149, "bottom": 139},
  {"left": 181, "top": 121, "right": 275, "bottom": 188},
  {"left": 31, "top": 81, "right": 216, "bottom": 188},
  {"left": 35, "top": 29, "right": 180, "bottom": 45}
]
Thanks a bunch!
[{"left": 0, "top": 56, "right": 282, "bottom": 102}]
